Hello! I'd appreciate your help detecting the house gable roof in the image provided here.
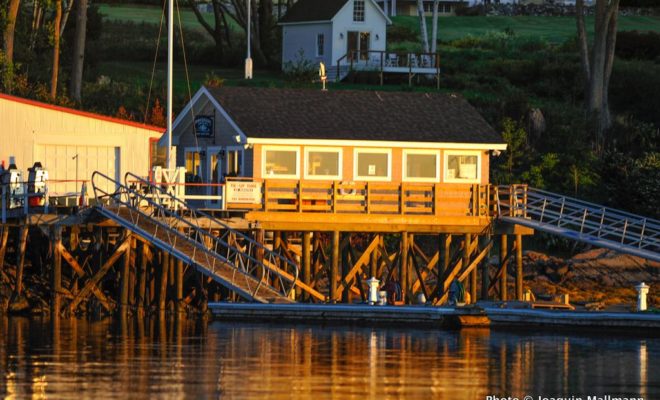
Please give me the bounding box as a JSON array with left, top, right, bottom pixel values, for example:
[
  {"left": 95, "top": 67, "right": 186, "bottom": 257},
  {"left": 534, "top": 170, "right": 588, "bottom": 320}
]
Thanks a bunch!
[
  {"left": 0, "top": 93, "right": 164, "bottom": 133},
  {"left": 280, "top": 0, "right": 348, "bottom": 23},
  {"left": 280, "top": 0, "right": 391, "bottom": 25},
  {"left": 204, "top": 86, "right": 503, "bottom": 146}
]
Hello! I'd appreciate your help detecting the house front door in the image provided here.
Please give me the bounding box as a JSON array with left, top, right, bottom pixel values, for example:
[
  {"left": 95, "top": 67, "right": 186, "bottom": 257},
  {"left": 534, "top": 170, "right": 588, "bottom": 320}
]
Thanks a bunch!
[{"left": 347, "top": 31, "right": 370, "bottom": 61}]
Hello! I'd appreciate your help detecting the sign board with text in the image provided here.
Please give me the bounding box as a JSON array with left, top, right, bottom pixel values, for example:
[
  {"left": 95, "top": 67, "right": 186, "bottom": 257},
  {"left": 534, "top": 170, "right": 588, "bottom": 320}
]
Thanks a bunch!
[{"left": 226, "top": 181, "right": 263, "bottom": 204}]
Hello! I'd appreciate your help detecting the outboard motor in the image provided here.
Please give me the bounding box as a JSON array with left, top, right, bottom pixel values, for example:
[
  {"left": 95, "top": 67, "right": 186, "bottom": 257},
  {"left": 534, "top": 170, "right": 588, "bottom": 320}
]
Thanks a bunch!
[
  {"left": 27, "top": 162, "right": 48, "bottom": 207},
  {"left": 0, "top": 158, "right": 25, "bottom": 209}
]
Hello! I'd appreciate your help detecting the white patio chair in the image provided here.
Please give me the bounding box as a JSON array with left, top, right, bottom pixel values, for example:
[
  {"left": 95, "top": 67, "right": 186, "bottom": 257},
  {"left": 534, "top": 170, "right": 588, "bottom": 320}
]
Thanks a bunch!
[{"left": 386, "top": 53, "right": 398, "bottom": 67}]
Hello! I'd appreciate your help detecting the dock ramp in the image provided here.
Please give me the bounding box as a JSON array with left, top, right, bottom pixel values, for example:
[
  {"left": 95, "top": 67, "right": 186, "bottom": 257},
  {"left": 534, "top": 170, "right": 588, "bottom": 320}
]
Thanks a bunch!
[
  {"left": 497, "top": 186, "right": 659, "bottom": 262},
  {"left": 91, "top": 172, "right": 298, "bottom": 303}
]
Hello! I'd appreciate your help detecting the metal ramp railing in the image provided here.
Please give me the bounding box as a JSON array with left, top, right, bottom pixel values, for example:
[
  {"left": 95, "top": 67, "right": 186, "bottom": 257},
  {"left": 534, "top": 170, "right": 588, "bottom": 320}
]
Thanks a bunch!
[
  {"left": 497, "top": 185, "right": 660, "bottom": 262},
  {"left": 91, "top": 171, "right": 298, "bottom": 303}
]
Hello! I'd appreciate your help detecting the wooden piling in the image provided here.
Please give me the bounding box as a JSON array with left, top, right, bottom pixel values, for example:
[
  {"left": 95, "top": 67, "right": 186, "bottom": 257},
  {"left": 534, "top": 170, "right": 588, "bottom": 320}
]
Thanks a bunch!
[
  {"left": 176, "top": 258, "right": 184, "bottom": 314},
  {"left": 0, "top": 225, "right": 9, "bottom": 272},
  {"left": 302, "top": 232, "right": 311, "bottom": 302},
  {"left": 120, "top": 234, "right": 132, "bottom": 312},
  {"left": 439, "top": 234, "right": 451, "bottom": 280},
  {"left": 159, "top": 251, "right": 169, "bottom": 311},
  {"left": 13, "top": 225, "right": 29, "bottom": 297},
  {"left": 330, "top": 231, "right": 339, "bottom": 303},
  {"left": 500, "top": 235, "right": 508, "bottom": 301},
  {"left": 341, "top": 234, "right": 350, "bottom": 303},
  {"left": 462, "top": 234, "right": 474, "bottom": 302},
  {"left": 52, "top": 226, "right": 62, "bottom": 316},
  {"left": 515, "top": 234, "right": 523, "bottom": 301},
  {"left": 480, "top": 234, "right": 491, "bottom": 301},
  {"left": 400, "top": 232, "right": 409, "bottom": 303},
  {"left": 370, "top": 234, "right": 379, "bottom": 279},
  {"left": 137, "top": 242, "right": 148, "bottom": 317}
]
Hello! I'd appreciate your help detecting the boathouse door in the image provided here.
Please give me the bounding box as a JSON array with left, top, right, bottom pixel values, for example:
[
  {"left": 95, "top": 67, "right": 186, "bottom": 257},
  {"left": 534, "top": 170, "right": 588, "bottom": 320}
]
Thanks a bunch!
[{"left": 207, "top": 146, "right": 243, "bottom": 208}]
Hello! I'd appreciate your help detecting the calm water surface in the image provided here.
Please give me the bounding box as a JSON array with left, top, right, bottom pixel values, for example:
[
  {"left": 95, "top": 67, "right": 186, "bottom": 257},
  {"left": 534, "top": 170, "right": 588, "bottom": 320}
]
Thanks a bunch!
[{"left": 0, "top": 316, "right": 657, "bottom": 399}]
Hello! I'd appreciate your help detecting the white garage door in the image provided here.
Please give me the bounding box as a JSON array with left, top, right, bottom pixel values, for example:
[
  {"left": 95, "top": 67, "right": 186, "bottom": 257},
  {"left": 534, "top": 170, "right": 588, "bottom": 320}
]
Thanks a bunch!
[{"left": 36, "top": 145, "right": 120, "bottom": 195}]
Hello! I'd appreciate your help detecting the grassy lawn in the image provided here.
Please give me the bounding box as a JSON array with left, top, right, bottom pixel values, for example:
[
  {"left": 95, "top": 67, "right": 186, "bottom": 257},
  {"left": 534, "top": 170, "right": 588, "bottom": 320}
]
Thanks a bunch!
[
  {"left": 97, "top": 3, "right": 241, "bottom": 33},
  {"left": 393, "top": 15, "right": 660, "bottom": 43}
]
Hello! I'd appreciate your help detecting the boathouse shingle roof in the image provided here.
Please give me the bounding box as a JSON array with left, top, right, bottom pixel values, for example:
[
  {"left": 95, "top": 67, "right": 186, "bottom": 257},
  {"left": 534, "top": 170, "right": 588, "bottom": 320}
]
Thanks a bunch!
[
  {"left": 205, "top": 86, "right": 502, "bottom": 145},
  {"left": 279, "top": 0, "right": 349, "bottom": 23}
]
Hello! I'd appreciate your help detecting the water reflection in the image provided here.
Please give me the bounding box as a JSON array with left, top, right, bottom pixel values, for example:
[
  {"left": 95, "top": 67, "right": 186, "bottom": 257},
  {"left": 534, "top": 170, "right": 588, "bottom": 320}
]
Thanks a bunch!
[{"left": 0, "top": 316, "right": 657, "bottom": 399}]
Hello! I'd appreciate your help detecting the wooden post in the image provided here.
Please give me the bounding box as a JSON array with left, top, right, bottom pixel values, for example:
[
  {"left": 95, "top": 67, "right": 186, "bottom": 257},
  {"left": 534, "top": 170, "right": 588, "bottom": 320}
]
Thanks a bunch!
[
  {"left": 137, "top": 242, "right": 148, "bottom": 317},
  {"left": 120, "top": 234, "right": 132, "bottom": 312},
  {"left": 52, "top": 226, "right": 62, "bottom": 316},
  {"left": 302, "top": 232, "right": 311, "bottom": 302},
  {"left": 370, "top": 234, "right": 379, "bottom": 279},
  {"left": 463, "top": 234, "right": 475, "bottom": 302},
  {"left": 341, "top": 234, "right": 350, "bottom": 303},
  {"left": 515, "top": 234, "right": 523, "bottom": 301},
  {"left": 439, "top": 234, "right": 451, "bottom": 280},
  {"left": 176, "top": 258, "right": 184, "bottom": 314},
  {"left": 330, "top": 231, "right": 339, "bottom": 303},
  {"left": 481, "top": 234, "right": 491, "bottom": 301},
  {"left": 159, "top": 251, "right": 170, "bottom": 310},
  {"left": 500, "top": 235, "right": 508, "bottom": 301},
  {"left": 13, "top": 225, "right": 28, "bottom": 297},
  {"left": 0, "top": 225, "right": 8, "bottom": 272},
  {"left": 400, "top": 232, "right": 408, "bottom": 303}
]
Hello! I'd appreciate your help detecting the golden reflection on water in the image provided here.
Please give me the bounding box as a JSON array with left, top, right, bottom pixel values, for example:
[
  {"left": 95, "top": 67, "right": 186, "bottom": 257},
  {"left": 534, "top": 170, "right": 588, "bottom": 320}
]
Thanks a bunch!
[{"left": 0, "top": 316, "right": 657, "bottom": 399}]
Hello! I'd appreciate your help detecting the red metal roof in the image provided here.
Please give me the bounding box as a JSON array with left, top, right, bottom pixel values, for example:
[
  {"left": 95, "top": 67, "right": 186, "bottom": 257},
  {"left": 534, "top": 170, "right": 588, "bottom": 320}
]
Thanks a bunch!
[{"left": 0, "top": 92, "right": 165, "bottom": 133}]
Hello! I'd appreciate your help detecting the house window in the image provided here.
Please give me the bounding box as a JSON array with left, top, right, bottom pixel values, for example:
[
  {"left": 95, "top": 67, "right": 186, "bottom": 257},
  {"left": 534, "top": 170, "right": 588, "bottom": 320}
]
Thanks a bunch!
[
  {"left": 354, "top": 149, "right": 391, "bottom": 181},
  {"left": 403, "top": 150, "right": 440, "bottom": 182},
  {"left": 444, "top": 151, "right": 481, "bottom": 183},
  {"left": 316, "top": 34, "right": 325, "bottom": 57},
  {"left": 263, "top": 146, "right": 300, "bottom": 179},
  {"left": 149, "top": 138, "right": 167, "bottom": 171},
  {"left": 444, "top": 4, "right": 452, "bottom": 13},
  {"left": 353, "top": 0, "right": 365, "bottom": 22},
  {"left": 305, "top": 147, "right": 342, "bottom": 180}
]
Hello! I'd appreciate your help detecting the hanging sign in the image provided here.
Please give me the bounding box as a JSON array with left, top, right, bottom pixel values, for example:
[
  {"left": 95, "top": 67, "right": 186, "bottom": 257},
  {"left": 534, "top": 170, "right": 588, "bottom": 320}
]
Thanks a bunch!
[{"left": 194, "top": 116, "right": 214, "bottom": 137}]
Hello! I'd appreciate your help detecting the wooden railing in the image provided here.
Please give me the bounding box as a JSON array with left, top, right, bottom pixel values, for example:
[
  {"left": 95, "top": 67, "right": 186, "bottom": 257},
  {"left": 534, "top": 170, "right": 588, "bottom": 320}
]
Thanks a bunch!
[{"left": 227, "top": 179, "right": 499, "bottom": 218}]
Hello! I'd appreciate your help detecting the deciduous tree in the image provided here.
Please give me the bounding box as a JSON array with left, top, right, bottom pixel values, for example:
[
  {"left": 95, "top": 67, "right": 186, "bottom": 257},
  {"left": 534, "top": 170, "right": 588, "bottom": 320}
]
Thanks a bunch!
[{"left": 576, "top": 0, "right": 620, "bottom": 142}]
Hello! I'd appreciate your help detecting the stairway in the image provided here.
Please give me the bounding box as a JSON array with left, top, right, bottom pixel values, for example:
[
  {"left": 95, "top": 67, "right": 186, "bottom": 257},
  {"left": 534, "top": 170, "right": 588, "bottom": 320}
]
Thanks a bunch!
[
  {"left": 91, "top": 171, "right": 297, "bottom": 303},
  {"left": 497, "top": 186, "right": 660, "bottom": 262},
  {"left": 326, "top": 65, "right": 350, "bottom": 82}
]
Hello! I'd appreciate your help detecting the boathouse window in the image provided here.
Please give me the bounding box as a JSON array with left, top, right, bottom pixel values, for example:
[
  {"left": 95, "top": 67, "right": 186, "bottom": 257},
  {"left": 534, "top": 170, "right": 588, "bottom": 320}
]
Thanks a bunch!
[
  {"left": 305, "top": 147, "right": 342, "bottom": 180},
  {"left": 354, "top": 149, "right": 391, "bottom": 181},
  {"left": 262, "top": 146, "right": 300, "bottom": 179},
  {"left": 403, "top": 150, "right": 440, "bottom": 182},
  {"left": 353, "top": 0, "right": 365, "bottom": 22},
  {"left": 185, "top": 149, "right": 203, "bottom": 178},
  {"left": 444, "top": 151, "right": 481, "bottom": 183}
]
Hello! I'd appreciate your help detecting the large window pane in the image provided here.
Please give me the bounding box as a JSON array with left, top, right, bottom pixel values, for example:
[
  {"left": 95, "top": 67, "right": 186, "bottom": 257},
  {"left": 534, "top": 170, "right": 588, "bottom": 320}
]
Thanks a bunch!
[
  {"left": 406, "top": 153, "right": 437, "bottom": 179},
  {"left": 447, "top": 155, "right": 478, "bottom": 180},
  {"left": 265, "top": 150, "right": 297, "bottom": 176},
  {"left": 307, "top": 151, "right": 339, "bottom": 177},
  {"left": 357, "top": 152, "right": 388, "bottom": 178}
]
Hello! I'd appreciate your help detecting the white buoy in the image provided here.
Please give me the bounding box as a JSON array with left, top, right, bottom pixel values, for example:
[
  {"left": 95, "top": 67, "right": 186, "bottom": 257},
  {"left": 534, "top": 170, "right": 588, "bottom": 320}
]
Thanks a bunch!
[
  {"left": 366, "top": 277, "right": 380, "bottom": 305},
  {"left": 636, "top": 282, "right": 650, "bottom": 312}
]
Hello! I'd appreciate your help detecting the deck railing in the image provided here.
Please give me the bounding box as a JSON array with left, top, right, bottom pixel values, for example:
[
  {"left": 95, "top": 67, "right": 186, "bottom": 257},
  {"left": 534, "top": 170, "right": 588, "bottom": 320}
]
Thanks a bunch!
[
  {"left": 226, "top": 179, "right": 495, "bottom": 218},
  {"left": 335, "top": 50, "right": 441, "bottom": 85}
]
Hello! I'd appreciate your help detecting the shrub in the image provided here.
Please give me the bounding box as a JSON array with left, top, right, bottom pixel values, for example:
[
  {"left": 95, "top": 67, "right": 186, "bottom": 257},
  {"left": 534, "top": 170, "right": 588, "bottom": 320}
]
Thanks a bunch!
[
  {"left": 282, "top": 49, "right": 316, "bottom": 83},
  {"left": 616, "top": 30, "right": 660, "bottom": 61},
  {"left": 387, "top": 25, "right": 417, "bottom": 43}
]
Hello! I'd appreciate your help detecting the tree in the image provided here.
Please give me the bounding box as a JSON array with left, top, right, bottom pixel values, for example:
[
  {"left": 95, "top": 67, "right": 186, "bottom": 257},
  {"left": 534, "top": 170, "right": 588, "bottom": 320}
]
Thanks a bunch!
[
  {"left": 576, "top": 0, "right": 620, "bottom": 142},
  {"left": 416, "top": 0, "right": 429, "bottom": 53},
  {"left": 69, "top": 0, "right": 87, "bottom": 102},
  {"left": 50, "top": 0, "right": 63, "bottom": 99},
  {"left": 430, "top": 0, "right": 439, "bottom": 54},
  {"left": 2, "top": 0, "right": 21, "bottom": 64},
  {"left": 187, "top": 0, "right": 232, "bottom": 63}
]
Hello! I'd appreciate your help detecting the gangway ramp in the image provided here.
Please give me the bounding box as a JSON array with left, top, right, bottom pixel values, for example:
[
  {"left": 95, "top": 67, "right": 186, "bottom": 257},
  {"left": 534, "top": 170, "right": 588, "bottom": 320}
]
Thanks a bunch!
[
  {"left": 497, "top": 186, "right": 659, "bottom": 262},
  {"left": 91, "top": 171, "right": 299, "bottom": 303}
]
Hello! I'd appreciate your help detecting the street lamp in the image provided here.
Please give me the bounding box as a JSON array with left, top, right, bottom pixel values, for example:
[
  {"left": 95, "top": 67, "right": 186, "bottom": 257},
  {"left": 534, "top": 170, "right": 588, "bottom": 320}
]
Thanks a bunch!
[{"left": 245, "top": 0, "right": 253, "bottom": 79}]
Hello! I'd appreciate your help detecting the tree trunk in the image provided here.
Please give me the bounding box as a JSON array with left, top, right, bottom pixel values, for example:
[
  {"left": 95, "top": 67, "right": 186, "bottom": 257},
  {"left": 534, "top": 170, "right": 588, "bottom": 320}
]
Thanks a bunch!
[
  {"left": 431, "top": 0, "right": 439, "bottom": 54},
  {"left": 59, "top": 0, "right": 75, "bottom": 36},
  {"left": 576, "top": 0, "right": 619, "bottom": 142},
  {"left": 69, "top": 0, "right": 87, "bottom": 102},
  {"left": 3, "top": 0, "right": 21, "bottom": 64},
  {"left": 50, "top": 0, "right": 63, "bottom": 100},
  {"left": 416, "top": 0, "right": 429, "bottom": 53}
]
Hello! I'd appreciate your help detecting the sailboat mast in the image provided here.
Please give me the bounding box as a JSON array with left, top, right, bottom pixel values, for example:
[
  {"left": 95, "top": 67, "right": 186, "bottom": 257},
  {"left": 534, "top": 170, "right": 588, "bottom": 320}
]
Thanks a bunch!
[{"left": 166, "top": 0, "right": 174, "bottom": 169}]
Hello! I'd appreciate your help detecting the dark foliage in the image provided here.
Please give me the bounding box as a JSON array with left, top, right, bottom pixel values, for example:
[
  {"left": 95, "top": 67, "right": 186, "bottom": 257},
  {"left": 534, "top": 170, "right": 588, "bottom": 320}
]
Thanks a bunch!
[{"left": 616, "top": 30, "right": 660, "bottom": 61}]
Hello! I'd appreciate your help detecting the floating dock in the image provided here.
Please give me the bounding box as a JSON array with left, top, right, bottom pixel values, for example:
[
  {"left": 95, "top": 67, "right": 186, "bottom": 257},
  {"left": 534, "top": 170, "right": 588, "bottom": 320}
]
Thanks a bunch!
[{"left": 208, "top": 302, "right": 660, "bottom": 333}]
